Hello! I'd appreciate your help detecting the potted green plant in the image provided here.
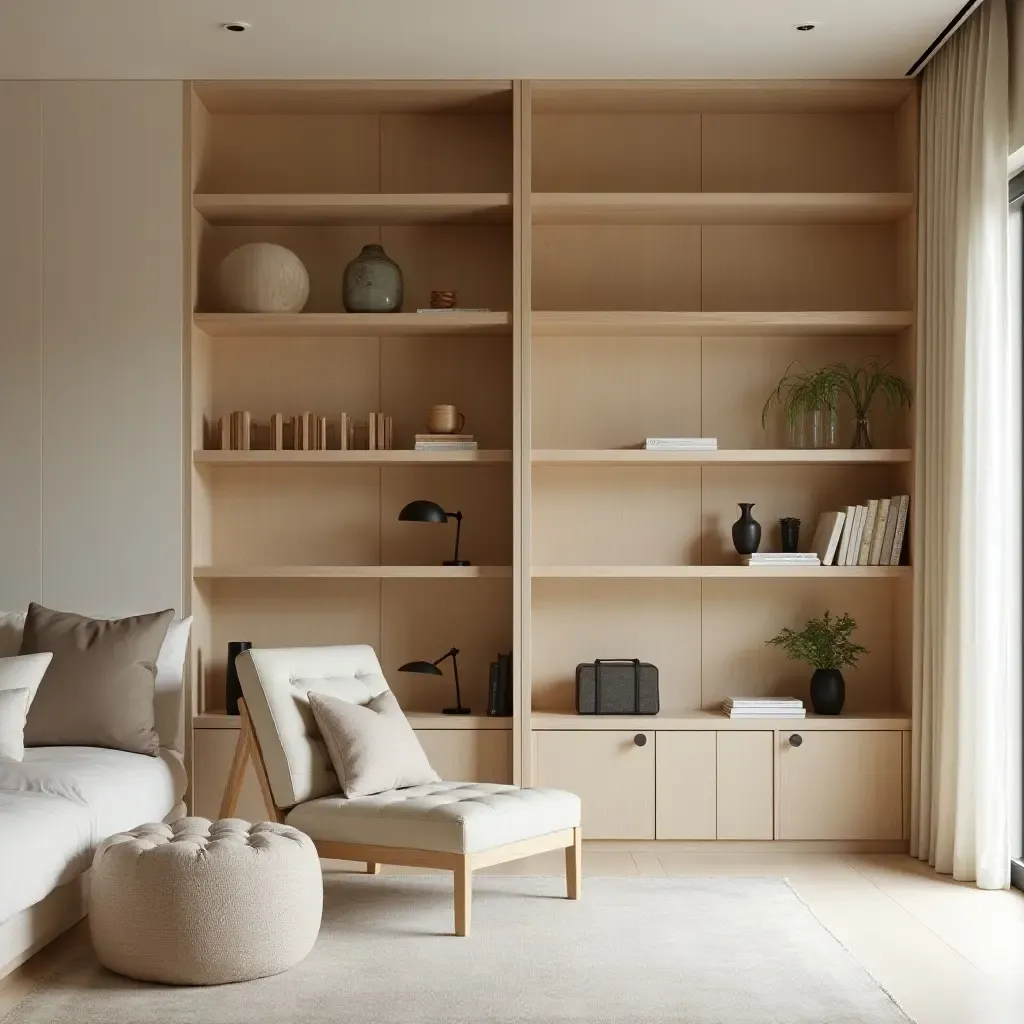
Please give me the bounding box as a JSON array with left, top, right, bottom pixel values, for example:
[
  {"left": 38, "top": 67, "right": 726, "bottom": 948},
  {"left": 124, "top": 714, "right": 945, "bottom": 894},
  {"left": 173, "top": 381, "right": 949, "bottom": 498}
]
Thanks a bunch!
[{"left": 765, "top": 611, "right": 866, "bottom": 715}]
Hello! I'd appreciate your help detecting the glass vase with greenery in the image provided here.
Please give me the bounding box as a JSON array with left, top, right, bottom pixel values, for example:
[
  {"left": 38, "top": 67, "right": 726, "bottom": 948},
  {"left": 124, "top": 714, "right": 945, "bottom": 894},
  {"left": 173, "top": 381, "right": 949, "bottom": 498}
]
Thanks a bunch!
[{"left": 760, "top": 362, "right": 839, "bottom": 449}]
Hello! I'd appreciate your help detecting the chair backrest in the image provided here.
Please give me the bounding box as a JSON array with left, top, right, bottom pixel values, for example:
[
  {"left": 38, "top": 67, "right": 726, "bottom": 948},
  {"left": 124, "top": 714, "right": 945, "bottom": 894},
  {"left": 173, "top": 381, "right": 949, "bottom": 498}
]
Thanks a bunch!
[{"left": 236, "top": 644, "right": 389, "bottom": 809}]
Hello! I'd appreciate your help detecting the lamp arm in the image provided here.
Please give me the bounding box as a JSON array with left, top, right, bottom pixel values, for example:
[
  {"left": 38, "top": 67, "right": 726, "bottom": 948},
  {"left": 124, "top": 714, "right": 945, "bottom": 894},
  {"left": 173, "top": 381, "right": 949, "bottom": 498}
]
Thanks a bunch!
[
  {"left": 451, "top": 651, "right": 463, "bottom": 711},
  {"left": 445, "top": 510, "right": 464, "bottom": 564}
]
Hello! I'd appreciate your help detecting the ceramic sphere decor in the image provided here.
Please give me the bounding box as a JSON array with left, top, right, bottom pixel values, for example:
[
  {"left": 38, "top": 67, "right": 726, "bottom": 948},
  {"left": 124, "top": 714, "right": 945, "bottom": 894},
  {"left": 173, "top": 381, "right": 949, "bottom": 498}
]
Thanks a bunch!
[
  {"left": 343, "top": 244, "right": 404, "bottom": 313},
  {"left": 217, "top": 243, "right": 310, "bottom": 313}
]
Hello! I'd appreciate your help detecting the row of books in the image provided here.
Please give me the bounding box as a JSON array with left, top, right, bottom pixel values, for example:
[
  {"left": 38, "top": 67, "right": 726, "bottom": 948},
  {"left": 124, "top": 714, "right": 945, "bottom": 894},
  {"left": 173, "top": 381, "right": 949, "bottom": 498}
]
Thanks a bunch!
[
  {"left": 487, "top": 653, "right": 513, "bottom": 716},
  {"left": 810, "top": 496, "right": 910, "bottom": 568},
  {"left": 414, "top": 433, "right": 479, "bottom": 452},
  {"left": 644, "top": 437, "right": 718, "bottom": 451},
  {"left": 722, "top": 697, "right": 806, "bottom": 719}
]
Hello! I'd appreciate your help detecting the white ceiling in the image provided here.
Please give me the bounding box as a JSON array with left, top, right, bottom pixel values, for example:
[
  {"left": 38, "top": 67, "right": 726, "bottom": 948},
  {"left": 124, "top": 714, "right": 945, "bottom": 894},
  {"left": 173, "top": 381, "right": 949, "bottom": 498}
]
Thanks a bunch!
[{"left": 0, "top": 0, "right": 963, "bottom": 80}]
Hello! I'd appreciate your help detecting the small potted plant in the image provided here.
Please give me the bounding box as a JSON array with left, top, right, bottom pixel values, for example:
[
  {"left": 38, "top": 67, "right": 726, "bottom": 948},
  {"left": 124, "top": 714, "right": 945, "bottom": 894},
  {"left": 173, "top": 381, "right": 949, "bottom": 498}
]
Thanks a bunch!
[{"left": 765, "top": 611, "right": 866, "bottom": 715}]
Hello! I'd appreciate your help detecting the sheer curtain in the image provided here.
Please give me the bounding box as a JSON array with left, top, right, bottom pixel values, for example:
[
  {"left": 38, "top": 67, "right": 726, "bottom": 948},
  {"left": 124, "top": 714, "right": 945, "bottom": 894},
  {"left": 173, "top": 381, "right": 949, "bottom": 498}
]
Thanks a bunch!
[{"left": 913, "top": 0, "right": 1021, "bottom": 889}]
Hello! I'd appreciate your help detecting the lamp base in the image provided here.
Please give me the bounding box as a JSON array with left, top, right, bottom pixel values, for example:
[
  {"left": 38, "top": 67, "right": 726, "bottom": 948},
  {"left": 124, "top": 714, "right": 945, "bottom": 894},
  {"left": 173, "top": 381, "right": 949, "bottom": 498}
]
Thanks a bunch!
[
  {"left": 443, "top": 706, "right": 472, "bottom": 715},
  {"left": 443, "top": 559, "right": 471, "bottom": 567}
]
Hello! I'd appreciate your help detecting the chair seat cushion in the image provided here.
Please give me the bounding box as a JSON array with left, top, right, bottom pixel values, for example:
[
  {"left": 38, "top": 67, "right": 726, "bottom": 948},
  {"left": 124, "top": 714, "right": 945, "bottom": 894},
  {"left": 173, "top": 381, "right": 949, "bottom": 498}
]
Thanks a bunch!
[{"left": 285, "top": 782, "right": 581, "bottom": 855}]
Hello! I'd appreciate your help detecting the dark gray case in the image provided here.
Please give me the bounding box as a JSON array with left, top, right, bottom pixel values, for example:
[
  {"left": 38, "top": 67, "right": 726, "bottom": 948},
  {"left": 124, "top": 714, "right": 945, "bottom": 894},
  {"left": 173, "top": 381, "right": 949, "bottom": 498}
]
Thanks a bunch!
[{"left": 575, "top": 659, "right": 659, "bottom": 715}]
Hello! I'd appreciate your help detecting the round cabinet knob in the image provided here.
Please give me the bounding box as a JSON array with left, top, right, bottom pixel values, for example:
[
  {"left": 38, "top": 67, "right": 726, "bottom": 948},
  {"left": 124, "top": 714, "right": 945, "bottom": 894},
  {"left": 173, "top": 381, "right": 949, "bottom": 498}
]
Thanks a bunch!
[
  {"left": 789, "top": 734, "right": 803, "bottom": 748},
  {"left": 633, "top": 734, "right": 648, "bottom": 747}
]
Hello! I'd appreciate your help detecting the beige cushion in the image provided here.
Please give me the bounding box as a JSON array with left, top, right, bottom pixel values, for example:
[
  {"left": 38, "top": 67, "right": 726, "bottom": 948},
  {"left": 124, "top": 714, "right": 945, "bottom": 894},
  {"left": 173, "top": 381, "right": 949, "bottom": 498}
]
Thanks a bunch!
[
  {"left": 20, "top": 603, "right": 173, "bottom": 755},
  {"left": 89, "top": 817, "right": 322, "bottom": 985},
  {"left": 286, "top": 782, "right": 582, "bottom": 855},
  {"left": 0, "top": 689, "right": 30, "bottom": 761},
  {"left": 237, "top": 645, "right": 390, "bottom": 809},
  {"left": 308, "top": 689, "right": 440, "bottom": 798}
]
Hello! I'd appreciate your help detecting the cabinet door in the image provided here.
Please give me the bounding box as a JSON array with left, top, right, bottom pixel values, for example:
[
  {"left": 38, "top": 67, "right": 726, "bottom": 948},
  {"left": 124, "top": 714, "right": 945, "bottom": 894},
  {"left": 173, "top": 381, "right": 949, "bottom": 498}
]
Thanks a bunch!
[
  {"left": 717, "top": 731, "right": 774, "bottom": 840},
  {"left": 655, "top": 732, "right": 716, "bottom": 839},
  {"left": 415, "top": 729, "right": 512, "bottom": 784},
  {"left": 192, "top": 727, "right": 268, "bottom": 822},
  {"left": 778, "top": 730, "right": 903, "bottom": 840},
  {"left": 534, "top": 730, "right": 655, "bottom": 839}
]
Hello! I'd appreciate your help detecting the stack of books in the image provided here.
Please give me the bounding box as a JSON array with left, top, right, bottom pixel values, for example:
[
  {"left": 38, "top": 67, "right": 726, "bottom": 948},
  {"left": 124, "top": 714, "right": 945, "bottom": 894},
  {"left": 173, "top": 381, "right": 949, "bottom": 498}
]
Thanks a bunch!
[
  {"left": 742, "top": 553, "right": 821, "bottom": 567},
  {"left": 643, "top": 437, "right": 718, "bottom": 451},
  {"left": 810, "top": 495, "right": 910, "bottom": 567},
  {"left": 487, "top": 653, "right": 513, "bottom": 716},
  {"left": 415, "top": 307, "right": 491, "bottom": 314},
  {"left": 414, "top": 434, "right": 478, "bottom": 451},
  {"left": 722, "top": 697, "right": 806, "bottom": 719}
]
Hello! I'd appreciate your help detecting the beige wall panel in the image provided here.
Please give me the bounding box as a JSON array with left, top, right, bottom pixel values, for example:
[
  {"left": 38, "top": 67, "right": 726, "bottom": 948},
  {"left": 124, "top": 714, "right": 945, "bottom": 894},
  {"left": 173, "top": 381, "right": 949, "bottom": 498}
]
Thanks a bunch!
[
  {"left": 415, "top": 729, "right": 512, "bottom": 784},
  {"left": 380, "top": 466, "right": 512, "bottom": 566},
  {"left": 716, "top": 731, "right": 774, "bottom": 840},
  {"left": 655, "top": 732, "right": 717, "bottom": 839},
  {"left": 197, "top": 113, "right": 381, "bottom": 192},
  {"left": 534, "top": 731, "right": 655, "bottom": 839},
  {"left": 530, "top": 579, "right": 701, "bottom": 713},
  {"left": 777, "top": 730, "right": 903, "bottom": 840},
  {"left": 381, "top": 335, "right": 512, "bottom": 449},
  {"left": 41, "top": 81, "right": 183, "bottom": 616},
  {"left": 701, "top": 225, "right": 899, "bottom": 312},
  {"left": 205, "top": 578, "right": 381, "bottom": 709},
  {"left": 700, "top": 578, "right": 896, "bottom": 712},
  {"left": 532, "top": 113, "right": 701, "bottom": 192},
  {"left": 379, "top": 578, "right": 512, "bottom": 713},
  {"left": 381, "top": 114, "right": 512, "bottom": 192},
  {"left": 532, "top": 225, "right": 701, "bottom": 311},
  {"left": 700, "top": 464, "right": 907, "bottom": 563},
  {"left": 192, "top": 728, "right": 267, "bottom": 822},
  {"left": 531, "top": 336, "right": 701, "bottom": 449},
  {"left": 700, "top": 113, "right": 899, "bottom": 192},
  {"left": 209, "top": 467, "right": 380, "bottom": 565},
  {"left": 701, "top": 335, "right": 907, "bottom": 450},
  {"left": 209, "top": 335, "right": 381, "bottom": 430},
  {"left": 0, "top": 82, "right": 42, "bottom": 609}
]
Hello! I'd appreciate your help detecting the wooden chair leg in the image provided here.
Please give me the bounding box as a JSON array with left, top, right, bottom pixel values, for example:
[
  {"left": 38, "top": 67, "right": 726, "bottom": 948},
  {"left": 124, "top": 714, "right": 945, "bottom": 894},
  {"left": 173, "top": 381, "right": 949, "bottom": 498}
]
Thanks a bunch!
[
  {"left": 365, "top": 862, "right": 381, "bottom": 875},
  {"left": 219, "top": 720, "right": 250, "bottom": 819},
  {"left": 454, "top": 857, "right": 472, "bottom": 937},
  {"left": 566, "top": 826, "right": 582, "bottom": 900}
]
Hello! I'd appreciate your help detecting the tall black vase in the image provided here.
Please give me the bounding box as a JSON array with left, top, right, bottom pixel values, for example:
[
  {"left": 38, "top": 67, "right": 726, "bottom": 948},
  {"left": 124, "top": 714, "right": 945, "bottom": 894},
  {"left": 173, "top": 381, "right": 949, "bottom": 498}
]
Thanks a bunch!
[
  {"left": 810, "top": 668, "right": 845, "bottom": 715},
  {"left": 731, "top": 503, "right": 762, "bottom": 555},
  {"left": 225, "top": 641, "right": 252, "bottom": 715}
]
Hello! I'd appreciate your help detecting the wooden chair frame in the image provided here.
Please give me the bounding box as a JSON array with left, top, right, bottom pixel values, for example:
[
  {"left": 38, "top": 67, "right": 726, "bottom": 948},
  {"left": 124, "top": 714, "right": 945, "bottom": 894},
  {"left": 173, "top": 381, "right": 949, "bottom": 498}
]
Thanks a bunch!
[{"left": 219, "top": 701, "right": 581, "bottom": 936}]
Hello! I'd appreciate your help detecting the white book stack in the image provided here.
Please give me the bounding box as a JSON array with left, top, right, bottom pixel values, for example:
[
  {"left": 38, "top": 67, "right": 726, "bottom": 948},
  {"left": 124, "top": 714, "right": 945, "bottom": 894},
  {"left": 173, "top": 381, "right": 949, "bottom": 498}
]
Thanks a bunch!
[
  {"left": 415, "top": 307, "right": 492, "bottom": 314},
  {"left": 742, "top": 553, "right": 821, "bottom": 566},
  {"left": 414, "top": 433, "right": 478, "bottom": 451},
  {"left": 722, "top": 697, "right": 806, "bottom": 719},
  {"left": 644, "top": 437, "right": 718, "bottom": 451}
]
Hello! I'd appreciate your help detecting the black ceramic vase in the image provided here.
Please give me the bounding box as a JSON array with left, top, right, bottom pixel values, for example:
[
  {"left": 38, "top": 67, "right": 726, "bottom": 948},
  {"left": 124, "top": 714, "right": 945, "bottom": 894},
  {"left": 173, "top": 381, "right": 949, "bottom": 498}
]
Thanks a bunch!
[
  {"left": 810, "top": 668, "right": 845, "bottom": 715},
  {"left": 731, "top": 503, "right": 762, "bottom": 555},
  {"left": 225, "top": 641, "right": 253, "bottom": 715},
  {"left": 780, "top": 517, "right": 801, "bottom": 553}
]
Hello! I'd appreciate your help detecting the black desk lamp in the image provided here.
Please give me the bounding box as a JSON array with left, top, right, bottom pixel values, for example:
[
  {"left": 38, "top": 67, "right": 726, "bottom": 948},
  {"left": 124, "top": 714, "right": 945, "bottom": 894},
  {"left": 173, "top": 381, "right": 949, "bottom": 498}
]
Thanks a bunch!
[
  {"left": 398, "top": 500, "right": 469, "bottom": 566},
  {"left": 398, "top": 647, "right": 469, "bottom": 715}
]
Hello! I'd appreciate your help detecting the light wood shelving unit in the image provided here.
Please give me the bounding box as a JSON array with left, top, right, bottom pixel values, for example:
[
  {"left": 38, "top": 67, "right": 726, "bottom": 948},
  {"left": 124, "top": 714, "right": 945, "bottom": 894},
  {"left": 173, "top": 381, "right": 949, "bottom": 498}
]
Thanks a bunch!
[{"left": 186, "top": 79, "right": 919, "bottom": 846}]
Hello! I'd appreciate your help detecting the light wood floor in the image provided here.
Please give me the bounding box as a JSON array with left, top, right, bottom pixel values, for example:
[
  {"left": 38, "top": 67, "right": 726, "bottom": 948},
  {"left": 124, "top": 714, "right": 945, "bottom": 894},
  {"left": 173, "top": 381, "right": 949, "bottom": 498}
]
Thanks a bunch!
[{"left": 4, "top": 850, "right": 1023, "bottom": 1024}]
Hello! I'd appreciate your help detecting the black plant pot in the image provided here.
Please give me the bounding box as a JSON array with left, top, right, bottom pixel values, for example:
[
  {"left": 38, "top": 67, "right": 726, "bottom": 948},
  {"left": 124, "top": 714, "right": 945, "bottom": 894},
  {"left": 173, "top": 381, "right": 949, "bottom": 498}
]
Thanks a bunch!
[
  {"left": 225, "top": 641, "right": 253, "bottom": 715},
  {"left": 810, "top": 668, "right": 845, "bottom": 715},
  {"left": 731, "top": 503, "right": 762, "bottom": 555}
]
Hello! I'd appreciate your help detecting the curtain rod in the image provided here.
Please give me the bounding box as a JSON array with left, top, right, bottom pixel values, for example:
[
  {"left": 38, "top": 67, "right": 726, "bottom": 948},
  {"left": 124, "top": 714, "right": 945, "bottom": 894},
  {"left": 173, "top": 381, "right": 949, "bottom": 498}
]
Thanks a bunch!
[{"left": 906, "top": 0, "right": 986, "bottom": 76}]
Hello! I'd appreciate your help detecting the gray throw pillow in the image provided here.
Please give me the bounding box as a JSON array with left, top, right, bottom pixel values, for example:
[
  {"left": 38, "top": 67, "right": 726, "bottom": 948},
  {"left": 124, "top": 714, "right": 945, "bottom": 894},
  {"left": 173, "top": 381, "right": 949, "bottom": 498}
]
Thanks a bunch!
[
  {"left": 20, "top": 603, "right": 174, "bottom": 756},
  {"left": 308, "top": 689, "right": 440, "bottom": 798}
]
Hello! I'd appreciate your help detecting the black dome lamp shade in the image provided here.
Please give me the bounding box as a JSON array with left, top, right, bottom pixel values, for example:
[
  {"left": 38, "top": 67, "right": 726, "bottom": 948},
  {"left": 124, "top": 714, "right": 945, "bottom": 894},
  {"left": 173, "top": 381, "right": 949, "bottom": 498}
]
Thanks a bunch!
[
  {"left": 397, "top": 500, "right": 469, "bottom": 566},
  {"left": 398, "top": 647, "right": 470, "bottom": 715}
]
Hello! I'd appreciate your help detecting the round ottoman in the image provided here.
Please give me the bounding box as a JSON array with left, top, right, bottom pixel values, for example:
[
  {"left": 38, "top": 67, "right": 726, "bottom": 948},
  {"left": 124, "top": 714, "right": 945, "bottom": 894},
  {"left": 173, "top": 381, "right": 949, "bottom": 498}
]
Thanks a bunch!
[{"left": 89, "top": 817, "right": 322, "bottom": 985}]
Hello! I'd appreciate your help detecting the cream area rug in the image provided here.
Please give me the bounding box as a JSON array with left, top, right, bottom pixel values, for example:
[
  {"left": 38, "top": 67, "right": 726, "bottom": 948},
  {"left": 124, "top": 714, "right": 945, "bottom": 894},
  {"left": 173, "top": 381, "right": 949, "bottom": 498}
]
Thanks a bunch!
[{"left": 3, "top": 876, "right": 910, "bottom": 1023}]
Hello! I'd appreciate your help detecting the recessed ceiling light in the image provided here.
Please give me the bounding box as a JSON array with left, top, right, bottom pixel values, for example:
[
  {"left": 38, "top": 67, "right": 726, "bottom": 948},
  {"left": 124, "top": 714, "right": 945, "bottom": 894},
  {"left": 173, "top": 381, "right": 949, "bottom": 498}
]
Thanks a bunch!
[
  {"left": 795, "top": 23, "right": 817, "bottom": 32},
  {"left": 222, "top": 21, "right": 251, "bottom": 33}
]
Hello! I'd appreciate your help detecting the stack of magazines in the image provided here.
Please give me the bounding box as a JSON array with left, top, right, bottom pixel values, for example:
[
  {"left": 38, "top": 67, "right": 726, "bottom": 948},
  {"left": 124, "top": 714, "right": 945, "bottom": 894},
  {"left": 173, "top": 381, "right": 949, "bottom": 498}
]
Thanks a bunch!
[
  {"left": 722, "top": 697, "right": 806, "bottom": 718},
  {"left": 644, "top": 437, "right": 718, "bottom": 451},
  {"left": 742, "top": 553, "right": 820, "bottom": 567}
]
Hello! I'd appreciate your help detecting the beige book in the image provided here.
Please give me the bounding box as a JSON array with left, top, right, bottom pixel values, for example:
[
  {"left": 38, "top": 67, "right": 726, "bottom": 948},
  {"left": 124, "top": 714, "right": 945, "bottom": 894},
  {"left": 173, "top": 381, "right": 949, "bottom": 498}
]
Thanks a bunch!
[
  {"left": 888, "top": 495, "right": 910, "bottom": 565},
  {"left": 836, "top": 505, "right": 856, "bottom": 566},
  {"left": 879, "top": 495, "right": 901, "bottom": 564},
  {"left": 845, "top": 506, "right": 865, "bottom": 566},
  {"left": 869, "top": 498, "right": 891, "bottom": 565},
  {"left": 857, "top": 500, "right": 879, "bottom": 566}
]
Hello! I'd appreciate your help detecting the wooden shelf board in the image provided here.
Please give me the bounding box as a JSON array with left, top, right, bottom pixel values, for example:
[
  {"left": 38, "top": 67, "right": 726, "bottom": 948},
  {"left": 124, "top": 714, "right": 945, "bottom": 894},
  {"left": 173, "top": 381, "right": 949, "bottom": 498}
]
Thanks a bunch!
[
  {"left": 532, "top": 449, "right": 911, "bottom": 466},
  {"left": 531, "top": 311, "right": 914, "bottom": 337},
  {"left": 195, "top": 193, "right": 513, "bottom": 226},
  {"left": 194, "top": 312, "right": 512, "bottom": 338},
  {"left": 529, "top": 711, "right": 911, "bottom": 731},
  {"left": 194, "top": 449, "right": 512, "bottom": 466},
  {"left": 532, "top": 193, "right": 914, "bottom": 226},
  {"left": 194, "top": 712, "right": 512, "bottom": 731},
  {"left": 531, "top": 566, "right": 911, "bottom": 579},
  {"left": 194, "top": 565, "right": 513, "bottom": 580}
]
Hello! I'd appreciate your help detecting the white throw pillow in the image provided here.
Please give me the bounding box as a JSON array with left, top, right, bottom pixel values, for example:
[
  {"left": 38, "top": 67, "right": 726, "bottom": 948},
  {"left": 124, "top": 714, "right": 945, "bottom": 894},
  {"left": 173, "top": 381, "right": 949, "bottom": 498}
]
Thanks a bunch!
[
  {"left": 0, "top": 652, "right": 53, "bottom": 706},
  {"left": 154, "top": 616, "right": 192, "bottom": 752},
  {"left": 308, "top": 689, "right": 440, "bottom": 799},
  {"left": 0, "top": 688, "right": 31, "bottom": 760}
]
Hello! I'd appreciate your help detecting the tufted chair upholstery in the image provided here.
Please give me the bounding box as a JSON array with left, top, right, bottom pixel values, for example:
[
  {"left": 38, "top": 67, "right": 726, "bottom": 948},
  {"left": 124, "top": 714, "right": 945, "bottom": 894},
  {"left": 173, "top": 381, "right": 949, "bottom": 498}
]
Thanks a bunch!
[{"left": 236, "top": 645, "right": 389, "bottom": 809}]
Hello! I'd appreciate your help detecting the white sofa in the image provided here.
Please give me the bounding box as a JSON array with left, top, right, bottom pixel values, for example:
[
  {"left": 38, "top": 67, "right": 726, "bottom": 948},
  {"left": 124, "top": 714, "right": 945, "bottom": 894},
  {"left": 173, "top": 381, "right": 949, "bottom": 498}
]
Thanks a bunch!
[{"left": 0, "top": 611, "right": 189, "bottom": 978}]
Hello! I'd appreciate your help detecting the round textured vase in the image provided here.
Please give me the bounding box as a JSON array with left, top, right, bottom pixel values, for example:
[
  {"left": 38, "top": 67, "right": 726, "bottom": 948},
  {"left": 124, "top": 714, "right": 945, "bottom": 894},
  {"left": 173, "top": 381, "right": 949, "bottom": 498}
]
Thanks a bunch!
[
  {"left": 342, "top": 244, "right": 403, "bottom": 313},
  {"left": 731, "top": 503, "right": 762, "bottom": 555},
  {"left": 810, "top": 668, "right": 845, "bottom": 715}
]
